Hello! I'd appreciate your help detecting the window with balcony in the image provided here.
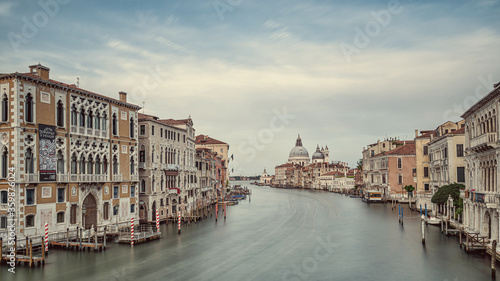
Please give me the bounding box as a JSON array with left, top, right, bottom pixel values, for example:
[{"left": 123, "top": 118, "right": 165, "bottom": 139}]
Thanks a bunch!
[
  {"left": 95, "top": 156, "right": 101, "bottom": 174},
  {"left": 152, "top": 176, "right": 155, "bottom": 192},
  {"left": 71, "top": 105, "right": 77, "bottom": 126},
  {"left": 56, "top": 100, "right": 64, "bottom": 127},
  {"left": 26, "top": 189, "right": 34, "bottom": 205},
  {"left": 161, "top": 176, "right": 164, "bottom": 191},
  {"left": 71, "top": 154, "right": 77, "bottom": 174},
  {"left": 57, "top": 212, "right": 65, "bottom": 223},
  {"left": 95, "top": 113, "right": 101, "bottom": 130},
  {"left": 25, "top": 214, "right": 35, "bottom": 227},
  {"left": 456, "top": 144, "right": 464, "bottom": 157},
  {"left": 103, "top": 156, "right": 108, "bottom": 174},
  {"left": 57, "top": 187, "right": 65, "bottom": 203},
  {"left": 1, "top": 94, "right": 8, "bottom": 122},
  {"left": 87, "top": 155, "right": 94, "bottom": 174},
  {"left": 1, "top": 147, "right": 8, "bottom": 178},
  {"left": 102, "top": 113, "right": 107, "bottom": 131},
  {"left": 141, "top": 179, "right": 146, "bottom": 193},
  {"left": 25, "top": 93, "right": 33, "bottom": 123},
  {"left": 57, "top": 150, "right": 64, "bottom": 174},
  {"left": 130, "top": 157, "right": 135, "bottom": 175},
  {"left": 79, "top": 108, "right": 85, "bottom": 127},
  {"left": 80, "top": 156, "right": 86, "bottom": 174},
  {"left": 113, "top": 156, "right": 118, "bottom": 175},
  {"left": 140, "top": 148, "right": 145, "bottom": 163},
  {"left": 25, "top": 147, "right": 34, "bottom": 173}
]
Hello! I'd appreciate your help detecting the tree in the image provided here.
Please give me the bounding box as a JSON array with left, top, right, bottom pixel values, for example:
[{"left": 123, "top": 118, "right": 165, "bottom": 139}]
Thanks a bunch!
[
  {"left": 404, "top": 185, "right": 415, "bottom": 197},
  {"left": 357, "top": 159, "right": 363, "bottom": 171},
  {"left": 431, "top": 183, "right": 465, "bottom": 216}
]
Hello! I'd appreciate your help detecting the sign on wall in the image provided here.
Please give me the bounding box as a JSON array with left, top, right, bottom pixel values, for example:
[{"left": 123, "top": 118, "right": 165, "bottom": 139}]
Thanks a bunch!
[{"left": 39, "top": 124, "right": 56, "bottom": 181}]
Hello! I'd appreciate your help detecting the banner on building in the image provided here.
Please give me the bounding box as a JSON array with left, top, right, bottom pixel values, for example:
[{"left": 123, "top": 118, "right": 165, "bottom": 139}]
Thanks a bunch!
[{"left": 39, "top": 124, "right": 56, "bottom": 181}]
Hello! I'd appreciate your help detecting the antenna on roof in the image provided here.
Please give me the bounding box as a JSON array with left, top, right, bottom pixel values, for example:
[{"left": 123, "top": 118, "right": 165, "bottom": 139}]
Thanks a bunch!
[{"left": 76, "top": 77, "right": 79, "bottom": 88}]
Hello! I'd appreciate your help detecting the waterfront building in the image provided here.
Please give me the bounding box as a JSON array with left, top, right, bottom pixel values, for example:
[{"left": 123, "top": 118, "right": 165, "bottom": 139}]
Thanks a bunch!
[
  {"left": 462, "top": 81, "right": 500, "bottom": 241},
  {"left": 137, "top": 113, "right": 196, "bottom": 223},
  {"left": 362, "top": 139, "right": 412, "bottom": 188},
  {"left": 428, "top": 127, "right": 466, "bottom": 190},
  {"left": 0, "top": 64, "right": 140, "bottom": 239},
  {"left": 260, "top": 168, "right": 273, "bottom": 185},
  {"left": 364, "top": 142, "right": 416, "bottom": 200},
  {"left": 195, "top": 147, "right": 219, "bottom": 208},
  {"left": 320, "top": 171, "right": 355, "bottom": 192},
  {"left": 274, "top": 163, "right": 294, "bottom": 187},
  {"left": 195, "top": 135, "right": 229, "bottom": 186}
]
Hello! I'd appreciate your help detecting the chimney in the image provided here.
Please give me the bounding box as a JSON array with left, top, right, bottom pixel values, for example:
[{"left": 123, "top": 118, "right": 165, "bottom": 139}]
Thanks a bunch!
[
  {"left": 29, "top": 64, "right": 50, "bottom": 80},
  {"left": 119, "top": 91, "right": 127, "bottom": 103},
  {"left": 415, "top": 129, "right": 418, "bottom": 138}
]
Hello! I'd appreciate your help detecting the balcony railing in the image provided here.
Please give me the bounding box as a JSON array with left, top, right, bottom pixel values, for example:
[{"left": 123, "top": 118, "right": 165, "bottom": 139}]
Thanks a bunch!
[
  {"left": 472, "top": 192, "right": 485, "bottom": 203},
  {"left": 71, "top": 126, "right": 77, "bottom": 133},
  {"left": 167, "top": 164, "right": 179, "bottom": 171},
  {"left": 470, "top": 133, "right": 498, "bottom": 150},
  {"left": 57, "top": 174, "right": 70, "bottom": 182},
  {"left": 138, "top": 163, "right": 145, "bottom": 169},
  {"left": 23, "top": 173, "right": 39, "bottom": 183},
  {"left": 131, "top": 175, "right": 139, "bottom": 181},
  {"left": 152, "top": 163, "right": 158, "bottom": 169},
  {"left": 113, "top": 175, "right": 123, "bottom": 182}
]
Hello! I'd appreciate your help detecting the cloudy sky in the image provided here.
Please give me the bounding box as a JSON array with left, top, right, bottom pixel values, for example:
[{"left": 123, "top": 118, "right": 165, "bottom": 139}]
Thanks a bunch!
[{"left": 1, "top": 0, "right": 500, "bottom": 176}]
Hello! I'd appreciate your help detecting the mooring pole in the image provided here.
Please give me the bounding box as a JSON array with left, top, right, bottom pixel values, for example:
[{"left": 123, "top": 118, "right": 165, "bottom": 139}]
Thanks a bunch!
[
  {"left": 421, "top": 215, "right": 425, "bottom": 244},
  {"left": 492, "top": 240, "right": 497, "bottom": 278}
]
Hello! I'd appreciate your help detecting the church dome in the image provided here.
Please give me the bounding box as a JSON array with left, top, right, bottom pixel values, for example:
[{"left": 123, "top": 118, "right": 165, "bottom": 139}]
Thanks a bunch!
[
  {"left": 289, "top": 146, "right": 309, "bottom": 158},
  {"left": 312, "top": 145, "right": 324, "bottom": 160}
]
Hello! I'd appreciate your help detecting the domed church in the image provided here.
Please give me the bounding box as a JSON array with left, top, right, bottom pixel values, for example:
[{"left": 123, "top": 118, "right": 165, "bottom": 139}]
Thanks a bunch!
[
  {"left": 287, "top": 135, "right": 330, "bottom": 166},
  {"left": 288, "top": 135, "right": 310, "bottom": 166}
]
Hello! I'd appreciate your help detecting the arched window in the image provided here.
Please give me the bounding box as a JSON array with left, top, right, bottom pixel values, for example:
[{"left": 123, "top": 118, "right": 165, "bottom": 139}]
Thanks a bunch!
[
  {"left": 95, "top": 113, "right": 101, "bottom": 130},
  {"left": 56, "top": 100, "right": 64, "bottom": 127},
  {"left": 71, "top": 153, "right": 77, "bottom": 174},
  {"left": 103, "top": 156, "right": 108, "bottom": 174},
  {"left": 95, "top": 156, "right": 101, "bottom": 174},
  {"left": 71, "top": 105, "right": 77, "bottom": 126},
  {"left": 79, "top": 108, "right": 85, "bottom": 127},
  {"left": 130, "top": 157, "right": 135, "bottom": 175},
  {"left": 25, "top": 93, "right": 33, "bottom": 123},
  {"left": 87, "top": 155, "right": 94, "bottom": 174},
  {"left": 151, "top": 146, "right": 155, "bottom": 163},
  {"left": 130, "top": 117, "right": 134, "bottom": 138},
  {"left": 25, "top": 147, "right": 34, "bottom": 173},
  {"left": 397, "top": 158, "right": 402, "bottom": 169},
  {"left": 113, "top": 155, "right": 118, "bottom": 175},
  {"left": 80, "top": 155, "right": 86, "bottom": 174},
  {"left": 112, "top": 113, "right": 117, "bottom": 135},
  {"left": 87, "top": 109, "right": 93, "bottom": 128},
  {"left": 102, "top": 113, "right": 107, "bottom": 131},
  {"left": 160, "top": 148, "right": 163, "bottom": 164},
  {"left": 130, "top": 204, "right": 135, "bottom": 213},
  {"left": 2, "top": 94, "right": 8, "bottom": 122},
  {"left": 165, "top": 149, "right": 168, "bottom": 164},
  {"left": 152, "top": 176, "right": 155, "bottom": 192},
  {"left": 57, "top": 150, "right": 64, "bottom": 174},
  {"left": 1, "top": 147, "right": 8, "bottom": 178},
  {"left": 161, "top": 176, "right": 164, "bottom": 191},
  {"left": 141, "top": 179, "right": 146, "bottom": 193}
]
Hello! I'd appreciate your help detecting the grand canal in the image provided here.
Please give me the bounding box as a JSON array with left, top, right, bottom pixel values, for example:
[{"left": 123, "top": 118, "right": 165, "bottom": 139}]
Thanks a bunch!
[{"left": 2, "top": 181, "right": 498, "bottom": 280}]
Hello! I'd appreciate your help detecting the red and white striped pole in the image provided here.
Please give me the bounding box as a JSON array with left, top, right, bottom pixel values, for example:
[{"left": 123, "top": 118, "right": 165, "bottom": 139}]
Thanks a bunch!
[
  {"left": 156, "top": 210, "right": 160, "bottom": 233},
  {"left": 177, "top": 210, "right": 181, "bottom": 235},
  {"left": 224, "top": 201, "right": 227, "bottom": 220},
  {"left": 131, "top": 217, "right": 134, "bottom": 246},
  {"left": 44, "top": 222, "right": 49, "bottom": 252},
  {"left": 215, "top": 195, "right": 218, "bottom": 222}
]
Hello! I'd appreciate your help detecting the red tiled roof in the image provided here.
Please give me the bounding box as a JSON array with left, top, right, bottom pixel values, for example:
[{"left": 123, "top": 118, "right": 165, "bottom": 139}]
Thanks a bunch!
[
  {"left": 196, "top": 135, "right": 227, "bottom": 145},
  {"left": 447, "top": 127, "right": 465, "bottom": 135},
  {"left": 160, "top": 119, "right": 190, "bottom": 125},
  {"left": 384, "top": 143, "right": 416, "bottom": 156},
  {"left": 138, "top": 113, "right": 158, "bottom": 120},
  {"left": 275, "top": 163, "right": 293, "bottom": 168}
]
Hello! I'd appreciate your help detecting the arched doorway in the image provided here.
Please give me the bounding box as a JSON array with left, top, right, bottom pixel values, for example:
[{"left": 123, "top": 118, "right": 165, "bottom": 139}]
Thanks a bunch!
[
  {"left": 139, "top": 203, "right": 146, "bottom": 221},
  {"left": 483, "top": 211, "right": 492, "bottom": 239},
  {"left": 82, "top": 193, "right": 97, "bottom": 229},
  {"left": 172, "top": 199, "right": 177, "bottom": 215},
  {"left": 151, "top": 201, "right": 156, "bottom": 222}
]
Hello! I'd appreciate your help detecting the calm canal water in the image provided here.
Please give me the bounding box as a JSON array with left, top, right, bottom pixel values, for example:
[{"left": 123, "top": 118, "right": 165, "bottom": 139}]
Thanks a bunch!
[{"left": 2, "top": 181, "right": 498, "bottom": 281}]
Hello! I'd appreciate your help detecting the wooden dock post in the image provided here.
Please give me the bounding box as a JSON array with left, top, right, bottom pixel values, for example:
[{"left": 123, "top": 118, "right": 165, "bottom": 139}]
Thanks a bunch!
[
  {"left": 492, "top": 240, "right": 497, "bottom": 278},
  {"left": 441, "top": 217, "right": 444, "bottom": 233},
  {"left": 94, "top": 227, "right": 98, "bottom": 251},
  {"left": 421, "top": 215, "right": 425, "bottom": 244},
  {"left": 66, "top": 228, "right": 69, "bottom": 248},
  {"left": 0, "top": 237, "right": 3, "bottom": 263},
  {"left": 103, "top": 227, "right": 107, "bottom": 250},
  {"left": 79, "top": 228, "right": 83, "bottom": 250},
  {"left": 29, "top": 239, "right": 33, "bottom": 268},
  {"left": 401, "top": 206, "right": 403, "bottom": 225},
  {"left": 224, "top": 202, "right": 227, "bottom": 220},
  {"left": 459, "top": 230, "right": 462, "bottom": 248},
  {"left": 25, "top": 236, "right": 28, "bottom": 257},
  {"left": 466, "top": 233, "right": 469, "bottom": 252},
  {"left": 42, "top": 237, "right": 45, "bottom": 263}
]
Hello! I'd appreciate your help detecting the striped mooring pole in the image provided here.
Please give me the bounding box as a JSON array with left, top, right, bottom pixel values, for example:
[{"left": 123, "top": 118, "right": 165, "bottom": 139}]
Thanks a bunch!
[
  {"left": 156, "top": 210, "right": 160, "bottom": 233},
  {"left": 131, "top": 217, "right": 134, "bottom": 246},
  {"left": 44, "top": 222, "right": 49, "bottom": 252},
  {"left": 177, "top": 211, "right": 181, "bottom": 235}
]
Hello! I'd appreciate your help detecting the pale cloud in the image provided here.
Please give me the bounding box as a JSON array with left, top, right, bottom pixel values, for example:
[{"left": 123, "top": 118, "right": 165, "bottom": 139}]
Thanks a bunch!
[{"left": 0, "top": 2, "right": 16, "bottom": 17}]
